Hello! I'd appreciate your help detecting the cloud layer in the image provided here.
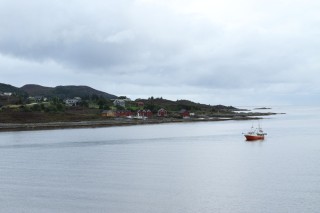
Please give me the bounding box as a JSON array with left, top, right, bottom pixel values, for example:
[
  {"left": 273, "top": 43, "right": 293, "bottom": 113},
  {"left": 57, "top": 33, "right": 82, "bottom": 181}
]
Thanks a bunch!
[{"left": 1, "top": 0, "right": 320, "bottom": 105}]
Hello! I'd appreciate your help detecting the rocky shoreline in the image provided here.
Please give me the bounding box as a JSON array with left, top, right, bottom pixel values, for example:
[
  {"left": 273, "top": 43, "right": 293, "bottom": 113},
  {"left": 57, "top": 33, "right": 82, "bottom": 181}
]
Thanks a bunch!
[{"left": 0, "top": 114, "right": 272, "bottom": 132}]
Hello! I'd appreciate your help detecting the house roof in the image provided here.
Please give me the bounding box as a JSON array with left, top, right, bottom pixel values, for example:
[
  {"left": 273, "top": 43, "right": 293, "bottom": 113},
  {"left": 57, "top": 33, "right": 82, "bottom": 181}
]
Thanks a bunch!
[{"left": 102, "top": 110, "right": 114, "bottom": 113}]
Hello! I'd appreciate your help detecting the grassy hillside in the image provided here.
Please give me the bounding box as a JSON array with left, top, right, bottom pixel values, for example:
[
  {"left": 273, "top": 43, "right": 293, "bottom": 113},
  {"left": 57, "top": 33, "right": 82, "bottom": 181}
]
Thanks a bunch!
[
  {"left": 0, "top": 109, "right": 102, "bottom": 123},
  {"left": 20, "top": 84, "right": 54, "bottom": 96},
  {"left": 52, "top": 85, "right": 117, "bottom": 99}
]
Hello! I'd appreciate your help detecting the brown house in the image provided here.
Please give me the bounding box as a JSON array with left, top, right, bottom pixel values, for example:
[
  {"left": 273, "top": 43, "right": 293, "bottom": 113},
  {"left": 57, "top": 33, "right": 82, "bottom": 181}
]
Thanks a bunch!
[{"left": 101, "top": 110, "right": 116, "bottom": 117}]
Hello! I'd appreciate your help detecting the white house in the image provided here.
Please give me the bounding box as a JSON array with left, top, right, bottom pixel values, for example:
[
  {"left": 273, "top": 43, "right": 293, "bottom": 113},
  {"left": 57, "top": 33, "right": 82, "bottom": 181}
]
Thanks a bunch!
[
  {"left": 34, "top": 96, "right": 48, "bottom": 102},
  {"left": 64, "top": 97, "right": 82, "bottom": 106},
  {"left": 113, "top": 99, "right": 126, "bottom": 108},
  {"left": 3, "top": 92, "right": 12, "bottom": 96}
]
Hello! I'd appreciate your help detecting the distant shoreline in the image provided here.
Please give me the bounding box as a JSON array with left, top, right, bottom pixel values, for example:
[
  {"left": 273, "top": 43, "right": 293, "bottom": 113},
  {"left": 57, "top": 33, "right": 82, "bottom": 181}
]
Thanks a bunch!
[{"left": 0, "top": 116, "right": 269, "bottom": 132}]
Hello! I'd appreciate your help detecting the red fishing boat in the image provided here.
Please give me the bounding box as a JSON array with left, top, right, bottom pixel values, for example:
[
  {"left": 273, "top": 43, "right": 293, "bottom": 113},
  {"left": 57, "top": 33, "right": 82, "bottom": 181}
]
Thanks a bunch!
[{"left": 244, "top": 124, "right": 267, "bottom": 141}]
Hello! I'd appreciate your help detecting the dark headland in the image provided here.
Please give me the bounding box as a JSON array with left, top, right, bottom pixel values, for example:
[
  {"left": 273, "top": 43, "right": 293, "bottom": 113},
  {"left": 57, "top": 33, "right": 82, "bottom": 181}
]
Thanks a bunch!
[{"left": 0, "top": 83, "right": 278, "bottom": 132}]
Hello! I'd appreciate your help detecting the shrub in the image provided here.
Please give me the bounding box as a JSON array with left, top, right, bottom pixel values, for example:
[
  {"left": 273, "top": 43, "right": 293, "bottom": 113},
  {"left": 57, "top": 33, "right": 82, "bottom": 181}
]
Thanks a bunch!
[{"left": 31, "top": 104, "right": 41, "bottom": 111}]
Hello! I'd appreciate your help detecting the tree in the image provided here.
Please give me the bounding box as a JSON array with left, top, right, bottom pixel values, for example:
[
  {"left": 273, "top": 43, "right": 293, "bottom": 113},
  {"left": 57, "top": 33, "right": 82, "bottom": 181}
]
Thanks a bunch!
[
  {"left": 16, "top": 96, "right": 24, "bottom": 105},
  {"left": 56, "top": 103, "right": 65, "bottom": 112},
  {"left": 52, "top": 97, "right": 61, "bottom": 104},
  {"left": 116, "top": 105, "right": 125, "bottom": 110},
  {"left": 79, "top": 100, "right": 89, "bottom": 108}
]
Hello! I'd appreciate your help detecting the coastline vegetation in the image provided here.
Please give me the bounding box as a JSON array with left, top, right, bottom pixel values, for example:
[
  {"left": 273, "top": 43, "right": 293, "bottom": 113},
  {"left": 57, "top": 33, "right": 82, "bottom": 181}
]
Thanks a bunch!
[{"left": 0, "top": 83, "right": 277, "bottom": 131}]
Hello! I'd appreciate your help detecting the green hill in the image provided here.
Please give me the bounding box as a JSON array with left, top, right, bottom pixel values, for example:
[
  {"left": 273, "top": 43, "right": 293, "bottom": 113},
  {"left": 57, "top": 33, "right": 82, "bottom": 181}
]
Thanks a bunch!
[
  {"left": 21, "top": 84, "right": 117, "bottom": 99},
  {"left": 0, "top": 83, "right": 28, "bottom": 96},
  {"left": 136, "top": 97, "right": 238, "bottom": 112},
  {"left": 20, "top": 84, "right": 54, "bottom": 96}
]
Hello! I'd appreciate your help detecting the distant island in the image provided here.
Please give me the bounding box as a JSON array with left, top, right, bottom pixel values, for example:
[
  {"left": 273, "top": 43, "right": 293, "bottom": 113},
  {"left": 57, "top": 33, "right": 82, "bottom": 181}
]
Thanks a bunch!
[
  {"left": 0, "top": 83, "right": 277, "bottom": 131},
  {"left": 254, "top": 107, "right": 272, "bottom": 110}
]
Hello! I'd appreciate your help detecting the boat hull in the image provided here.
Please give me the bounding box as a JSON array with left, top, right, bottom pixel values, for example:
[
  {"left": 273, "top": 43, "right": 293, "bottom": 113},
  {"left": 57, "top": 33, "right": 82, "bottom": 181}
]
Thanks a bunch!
[{"left": 245, "top": 135, "right": 264, "bottom": 141}]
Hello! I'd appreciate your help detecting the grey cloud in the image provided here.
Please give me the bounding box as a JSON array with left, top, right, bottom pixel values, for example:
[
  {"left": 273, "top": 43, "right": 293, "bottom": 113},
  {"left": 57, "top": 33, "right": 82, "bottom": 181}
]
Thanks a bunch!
[{"left": 0, "top": 0, "right": 320, "bottom": 105}]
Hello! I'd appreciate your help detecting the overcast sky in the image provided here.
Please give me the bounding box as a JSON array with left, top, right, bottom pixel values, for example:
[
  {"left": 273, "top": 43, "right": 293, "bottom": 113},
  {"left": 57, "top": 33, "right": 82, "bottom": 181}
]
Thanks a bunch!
[{"left": 1, "top": 0, "right": 320, "bottom": 106}]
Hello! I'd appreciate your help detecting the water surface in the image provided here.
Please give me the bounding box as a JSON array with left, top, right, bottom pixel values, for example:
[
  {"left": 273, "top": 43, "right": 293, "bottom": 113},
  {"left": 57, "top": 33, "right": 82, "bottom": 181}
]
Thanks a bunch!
[{"left": 0, "top": 106, "right": 319, "bottom": 212}]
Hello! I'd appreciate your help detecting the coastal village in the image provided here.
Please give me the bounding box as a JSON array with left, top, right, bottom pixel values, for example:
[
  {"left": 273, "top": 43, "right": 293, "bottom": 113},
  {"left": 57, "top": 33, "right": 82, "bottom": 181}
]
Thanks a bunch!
[
  {"left": 101, "top": 98, "right": 192, "bottom": 119},
  {"left": 1, "top": 91, "right": 202, "bottom": 120},
  {"left": 0, "top": 83, "right": 276, "bottom": 131}
]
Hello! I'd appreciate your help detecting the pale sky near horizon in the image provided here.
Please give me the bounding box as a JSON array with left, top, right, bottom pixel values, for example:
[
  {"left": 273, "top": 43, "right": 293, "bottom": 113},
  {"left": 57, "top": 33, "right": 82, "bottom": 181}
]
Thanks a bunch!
[{"left": 1, "top": 0, "right": 320, "bottom": 106}]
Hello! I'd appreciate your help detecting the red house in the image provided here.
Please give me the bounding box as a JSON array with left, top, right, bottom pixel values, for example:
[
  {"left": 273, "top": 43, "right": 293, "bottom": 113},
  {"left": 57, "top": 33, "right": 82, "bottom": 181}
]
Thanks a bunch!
[
  {"left": 137, "top": 109, "right": 153, "bottom": 118},
  {"left": 116, "top": 110, "right": 133, "bottom": 117},
  {"left": 157, "top": 108, "right": 168, "bottom": 117},
  {"left": 136, "top": 102, "right": 144, "bottom": 107},
  {"left": 179, "top": 109, "right": 190, "bottom": 118}
]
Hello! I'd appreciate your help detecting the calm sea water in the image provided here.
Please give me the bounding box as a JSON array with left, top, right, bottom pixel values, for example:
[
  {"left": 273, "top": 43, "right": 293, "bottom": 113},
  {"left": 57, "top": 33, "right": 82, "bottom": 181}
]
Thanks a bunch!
[{"left": 0, "top": 106, "right": 319, "bottom": 213}]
